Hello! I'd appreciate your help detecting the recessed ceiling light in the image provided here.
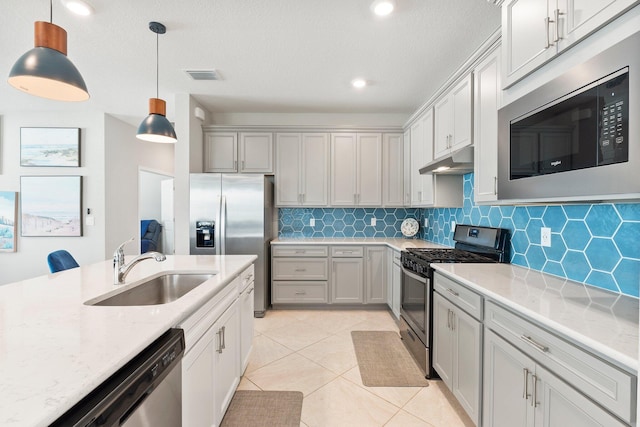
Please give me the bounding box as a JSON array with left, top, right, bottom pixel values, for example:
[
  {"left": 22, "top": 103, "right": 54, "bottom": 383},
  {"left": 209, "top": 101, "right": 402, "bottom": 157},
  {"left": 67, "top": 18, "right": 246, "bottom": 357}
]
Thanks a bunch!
[
  {"left": 61, "top": 0, "right": 94, "bottom": 16},
  {"left": 371, "top": 0, "right": 395, "bottom": 16},
  {"left": 351, "top": 78, "right": 367, "bottom": 89}
]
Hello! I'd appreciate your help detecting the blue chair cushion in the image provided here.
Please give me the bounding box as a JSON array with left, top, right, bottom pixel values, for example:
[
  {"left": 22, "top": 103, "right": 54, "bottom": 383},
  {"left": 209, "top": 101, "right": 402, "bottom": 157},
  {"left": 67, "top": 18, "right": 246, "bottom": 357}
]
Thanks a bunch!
[
  {"left": 140, "top": 220, "right": 162, "bottom": 253},
  {"left": 47, "top": 250, "right": 79, "bottom": 273}
]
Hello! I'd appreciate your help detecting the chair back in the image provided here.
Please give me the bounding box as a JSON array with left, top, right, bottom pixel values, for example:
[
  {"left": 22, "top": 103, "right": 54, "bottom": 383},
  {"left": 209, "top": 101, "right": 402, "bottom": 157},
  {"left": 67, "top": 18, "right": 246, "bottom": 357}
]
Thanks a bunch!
[{"left": 47, "top": 250, "right": 80, "bottom": 273}]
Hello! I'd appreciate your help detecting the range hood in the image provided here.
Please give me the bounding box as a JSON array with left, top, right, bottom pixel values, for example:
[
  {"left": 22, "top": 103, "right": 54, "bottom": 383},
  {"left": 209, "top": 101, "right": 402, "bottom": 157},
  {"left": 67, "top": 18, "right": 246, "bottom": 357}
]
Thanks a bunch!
[{"left": 419, "top": 145, "right": 474, "bottom": 174}]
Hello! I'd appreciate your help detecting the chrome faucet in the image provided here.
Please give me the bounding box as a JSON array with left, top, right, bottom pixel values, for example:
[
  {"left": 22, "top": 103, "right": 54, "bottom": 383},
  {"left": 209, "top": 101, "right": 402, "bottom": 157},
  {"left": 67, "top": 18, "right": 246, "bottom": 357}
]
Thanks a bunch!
[{"left": 113, "top": 238, "right": 166, "bottom": 284}]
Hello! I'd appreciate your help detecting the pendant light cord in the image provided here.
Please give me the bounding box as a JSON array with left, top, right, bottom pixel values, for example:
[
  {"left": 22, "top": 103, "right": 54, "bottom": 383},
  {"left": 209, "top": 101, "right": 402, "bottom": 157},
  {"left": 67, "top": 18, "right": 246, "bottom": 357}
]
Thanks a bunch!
[
  {"left": 156, "top": 31, "right": 159, "bottom": 99},
  {"left": 49, "top": 0, "right": 53, "bottom": 23}
]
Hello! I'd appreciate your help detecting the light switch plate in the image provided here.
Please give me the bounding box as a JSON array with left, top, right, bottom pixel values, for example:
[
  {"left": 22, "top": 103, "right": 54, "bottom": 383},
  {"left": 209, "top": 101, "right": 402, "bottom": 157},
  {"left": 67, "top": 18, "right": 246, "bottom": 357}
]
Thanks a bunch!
[
  {"left": 371, "top": 218, "right": 376, "bottom": 226},
  {"left": 86, "top": 215, "right": 95, "bottom": 226},
  {"left": 310, "top": 218, "right": 315, "bottom": 227},
  {"left": 541, "top": 227, "right": 551, "bottom": 247}
]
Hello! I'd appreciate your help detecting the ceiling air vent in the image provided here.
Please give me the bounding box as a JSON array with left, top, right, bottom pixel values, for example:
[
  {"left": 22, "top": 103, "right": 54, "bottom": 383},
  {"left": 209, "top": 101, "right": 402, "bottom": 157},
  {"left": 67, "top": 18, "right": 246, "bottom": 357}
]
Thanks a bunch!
[{"left": 184, "top": 69, "right": 221, "bottom": 81}]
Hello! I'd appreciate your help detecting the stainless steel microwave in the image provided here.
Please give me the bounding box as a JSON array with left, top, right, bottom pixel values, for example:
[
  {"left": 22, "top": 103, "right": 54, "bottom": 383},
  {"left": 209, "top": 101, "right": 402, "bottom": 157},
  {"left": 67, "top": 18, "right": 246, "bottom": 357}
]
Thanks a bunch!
[{"left": 498, "top": 31, "right": 640, "bottom": 203}]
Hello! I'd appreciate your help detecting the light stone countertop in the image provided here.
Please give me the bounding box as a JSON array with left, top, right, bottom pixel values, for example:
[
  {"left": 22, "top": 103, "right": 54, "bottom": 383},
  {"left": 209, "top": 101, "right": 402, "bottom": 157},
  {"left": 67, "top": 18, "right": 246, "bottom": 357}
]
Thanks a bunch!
[
  {"left": 0, "top": 254, "right": 256, "bottom": 427},
  {"left": 271, "top": 237, "right": 447, "bottom": 251},
  {"left": 433, "top": 263, "right": 639, "bottom": 373}
]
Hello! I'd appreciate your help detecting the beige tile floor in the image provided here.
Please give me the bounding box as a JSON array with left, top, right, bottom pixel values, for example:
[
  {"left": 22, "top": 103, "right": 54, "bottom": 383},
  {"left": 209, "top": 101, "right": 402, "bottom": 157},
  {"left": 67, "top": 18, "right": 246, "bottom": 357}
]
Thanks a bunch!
[{"left": 238, "top": 309, "right": 476, "bottom": 427}]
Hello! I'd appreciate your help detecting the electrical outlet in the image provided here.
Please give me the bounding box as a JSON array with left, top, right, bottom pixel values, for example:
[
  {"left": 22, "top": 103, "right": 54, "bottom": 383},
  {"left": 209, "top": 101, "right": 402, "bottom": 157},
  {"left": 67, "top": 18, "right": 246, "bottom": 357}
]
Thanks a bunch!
[
  {"left": 541, "top": 227, "right": 551, "bottom": 247},
  {"left": 371, "top": 218, "right": 376, "bottom": 226},
  {"left": 424, "top": 218, "right": 429, "bottom": 227},
  {"left": 310, "top": 218, "right": 315, "bottom": 227},
  {"left": 451, "top": 220, "right": 456, "bottom": 231}
]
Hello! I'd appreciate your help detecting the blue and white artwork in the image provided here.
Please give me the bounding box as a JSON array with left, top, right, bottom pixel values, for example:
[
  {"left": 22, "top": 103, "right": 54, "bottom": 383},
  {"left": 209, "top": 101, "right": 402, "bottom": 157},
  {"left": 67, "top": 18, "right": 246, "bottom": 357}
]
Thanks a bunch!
[
  {"left": 0, "top": 192, "right": 17, "bottom": 251},
  {"left": 21, "top": 176, "right": 82, "bottom": 237},
  {"left": 20, "top": 127, "right": 80, "bottom": 167}
]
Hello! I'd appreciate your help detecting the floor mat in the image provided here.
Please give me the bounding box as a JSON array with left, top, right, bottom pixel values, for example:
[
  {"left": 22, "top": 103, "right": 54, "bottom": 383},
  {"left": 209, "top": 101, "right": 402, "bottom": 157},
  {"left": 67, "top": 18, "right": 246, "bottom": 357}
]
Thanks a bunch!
[
  {"left": 220, "top": 390, "right": 303, "bottom": 427},
  {"left": 351, "top": 331, "right": 430, "bottom": 387}
]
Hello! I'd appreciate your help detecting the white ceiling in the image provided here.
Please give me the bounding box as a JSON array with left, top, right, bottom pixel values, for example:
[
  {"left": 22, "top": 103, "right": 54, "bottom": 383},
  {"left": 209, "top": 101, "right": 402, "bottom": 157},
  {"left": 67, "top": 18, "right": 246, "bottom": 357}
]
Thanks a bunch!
[{"left": 0, "top": 1, "right": 501, "bottom": 125}]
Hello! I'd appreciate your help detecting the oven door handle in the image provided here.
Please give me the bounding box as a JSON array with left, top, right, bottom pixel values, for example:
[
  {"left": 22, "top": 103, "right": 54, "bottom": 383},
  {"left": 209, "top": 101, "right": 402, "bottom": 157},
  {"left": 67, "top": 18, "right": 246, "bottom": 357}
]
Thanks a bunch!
[{"left": 401, "top": 266, "right": 428, "bottom": 284}]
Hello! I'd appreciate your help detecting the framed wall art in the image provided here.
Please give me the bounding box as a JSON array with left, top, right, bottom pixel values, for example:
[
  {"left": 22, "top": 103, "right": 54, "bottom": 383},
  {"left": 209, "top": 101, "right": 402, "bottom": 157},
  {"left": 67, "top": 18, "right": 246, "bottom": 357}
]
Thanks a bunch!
[
  {"left": 21, "top": 176, "right": 82, "bottom": 237},
  {"left": 20, "top": 127, "right": 81, "bottom": 167},
  {"left": 0, "top": 192, "right": 18, "bottom": 252}
]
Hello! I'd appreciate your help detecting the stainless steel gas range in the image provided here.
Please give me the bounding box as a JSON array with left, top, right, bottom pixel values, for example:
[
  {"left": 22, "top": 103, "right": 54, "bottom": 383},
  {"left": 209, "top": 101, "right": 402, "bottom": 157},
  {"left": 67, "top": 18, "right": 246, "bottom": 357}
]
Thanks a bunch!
[{"left": 399, "top": 224, "right": 510, "bottom": 378}]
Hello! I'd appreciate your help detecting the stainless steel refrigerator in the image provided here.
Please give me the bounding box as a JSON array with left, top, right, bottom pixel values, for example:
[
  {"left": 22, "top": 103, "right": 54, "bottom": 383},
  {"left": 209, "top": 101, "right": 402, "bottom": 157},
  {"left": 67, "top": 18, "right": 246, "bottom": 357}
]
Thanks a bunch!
[{"left": 189, "top": 174, "right": 275, "bottom": 317}]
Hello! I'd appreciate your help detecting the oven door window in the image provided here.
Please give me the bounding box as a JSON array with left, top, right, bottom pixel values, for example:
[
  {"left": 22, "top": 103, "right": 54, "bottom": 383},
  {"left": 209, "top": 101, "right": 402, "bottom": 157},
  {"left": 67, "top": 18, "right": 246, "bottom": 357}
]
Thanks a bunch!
[{"left": 401, "top": 270, "right": 426, "bottom": 336}]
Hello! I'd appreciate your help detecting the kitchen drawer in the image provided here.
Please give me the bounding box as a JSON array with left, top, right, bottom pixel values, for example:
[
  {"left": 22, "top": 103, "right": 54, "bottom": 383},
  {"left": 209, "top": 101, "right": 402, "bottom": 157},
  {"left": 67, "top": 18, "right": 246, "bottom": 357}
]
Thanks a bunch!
[
  {"left": 272, "top": 281, "right": 328, "bottom": 303},
  {"left": 239, "top": 264, "right": 254, "bottom": 292},
  {"left": 272, "top": 245, "right": 328, "bottom": 257},
  {"left": 272, "top": 258, "right": 328, "bottom": 280},
  {"left": 434, "top": 273, "right": 482, "bottom": 321},
  {"left": 485, "top": 300, "right": 636, "bottom": 424},
  {"left": 330, "top": 246, "right": 364, "bottom": 257}
]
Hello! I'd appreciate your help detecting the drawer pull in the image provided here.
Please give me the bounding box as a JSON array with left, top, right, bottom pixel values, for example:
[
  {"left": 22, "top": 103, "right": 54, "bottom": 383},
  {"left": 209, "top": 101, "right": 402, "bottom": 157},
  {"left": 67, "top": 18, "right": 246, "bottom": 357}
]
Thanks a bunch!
[
  {"left": 446, "top": 288, "right": 459, "bottom": 297},
  {"left": 248, "top": 288, "right": 254, "bottom": 295},
  {"left": 294, "top": 268, "right": 307, "bottom": 272},
  {"left": 295, "top": 291, "right": 307, "bottom": 295},
  {"left": 295, "top": 250, "right": 306, "bottom": 254},
  {"left": 520, "top": 335, "right": 548, "bottom": 353}
]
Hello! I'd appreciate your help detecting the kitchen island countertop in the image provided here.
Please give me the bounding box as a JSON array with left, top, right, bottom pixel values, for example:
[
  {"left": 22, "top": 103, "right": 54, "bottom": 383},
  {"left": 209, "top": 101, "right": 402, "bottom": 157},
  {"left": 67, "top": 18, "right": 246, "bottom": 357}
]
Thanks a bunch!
[{"left": 0, "top": 254, "right": 256, "bottom": 427}]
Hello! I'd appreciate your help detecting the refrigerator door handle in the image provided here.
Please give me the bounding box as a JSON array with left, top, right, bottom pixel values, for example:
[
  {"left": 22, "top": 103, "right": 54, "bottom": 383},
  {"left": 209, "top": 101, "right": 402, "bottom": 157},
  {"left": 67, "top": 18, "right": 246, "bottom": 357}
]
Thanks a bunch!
[
  {"left": 220, "top": 195, "right": 227, "bottom": 255},
  {"left": 214, "top": 195, "right": 222, "bottom": 255}
]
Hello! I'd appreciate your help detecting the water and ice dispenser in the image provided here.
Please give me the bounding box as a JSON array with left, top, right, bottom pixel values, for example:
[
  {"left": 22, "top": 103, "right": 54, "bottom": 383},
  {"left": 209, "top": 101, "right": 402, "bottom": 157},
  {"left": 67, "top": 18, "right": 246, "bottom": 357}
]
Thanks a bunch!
[{"left": 195, "top": 221, "right": 215, "bottom": 248}]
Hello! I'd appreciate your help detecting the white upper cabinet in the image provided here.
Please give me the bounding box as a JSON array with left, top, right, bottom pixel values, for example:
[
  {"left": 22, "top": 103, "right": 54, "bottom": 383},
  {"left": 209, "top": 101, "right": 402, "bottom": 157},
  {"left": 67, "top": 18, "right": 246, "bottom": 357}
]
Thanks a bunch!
[
  {"left": 382, "top": 133, "right": 405, "bottom": 207},
  {"left": 502, "top": 0, "right": 639, "bottom": 87},
  {"left": 204, "top": 131, "right": 273, "bottom": 173},
  {"left": 330, "top": 133, "right": 382, "bottom": 206},
  {"left": 433, "top": 74, "right": 473, "bottom": 160},
  {"left": 204, "top": 132, "right": 237, "bottom": 173},
  {"left": 403, "top": 129, "right": 411, "bottom": 206},
  {"left": 275, "top": 133, "right": 329, "bottom": 207},
  {"left": 410, "top": 109, "right": 434, "bottom": 207},
  {"left": 474, "top": 46, "right": 501, "bottom": 204}
]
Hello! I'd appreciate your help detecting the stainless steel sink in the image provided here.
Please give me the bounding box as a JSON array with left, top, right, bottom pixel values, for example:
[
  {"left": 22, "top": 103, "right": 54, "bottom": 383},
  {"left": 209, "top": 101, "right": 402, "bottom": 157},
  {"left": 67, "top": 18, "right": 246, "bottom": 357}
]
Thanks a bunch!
[{"left": 89, "top": 273, "right": 215, "bottom": 306}]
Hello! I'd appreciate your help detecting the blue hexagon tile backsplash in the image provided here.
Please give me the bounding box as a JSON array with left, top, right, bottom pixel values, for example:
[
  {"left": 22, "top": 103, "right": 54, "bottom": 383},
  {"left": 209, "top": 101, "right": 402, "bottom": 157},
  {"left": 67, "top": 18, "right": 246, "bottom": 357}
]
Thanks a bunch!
[{"left": 278, "top": 173, "right": 640, "bottom": 297}]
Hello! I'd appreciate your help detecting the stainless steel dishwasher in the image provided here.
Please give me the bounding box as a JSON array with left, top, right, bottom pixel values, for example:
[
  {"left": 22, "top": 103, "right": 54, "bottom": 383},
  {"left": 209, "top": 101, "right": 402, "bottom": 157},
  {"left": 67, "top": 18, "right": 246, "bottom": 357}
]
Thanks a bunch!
[{"left": 51, "top": 328, "right": 185, "bottom": 427}]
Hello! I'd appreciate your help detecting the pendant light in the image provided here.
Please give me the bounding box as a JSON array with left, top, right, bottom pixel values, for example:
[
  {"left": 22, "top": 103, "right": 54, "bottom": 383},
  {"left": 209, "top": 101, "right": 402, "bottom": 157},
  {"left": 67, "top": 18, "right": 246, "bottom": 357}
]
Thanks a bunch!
[
  {"left": 8, "top": 0, "right": 89, "bottom": 102},
  {"left": 136, "top": 21, "right": 177, "bottom": 144}
]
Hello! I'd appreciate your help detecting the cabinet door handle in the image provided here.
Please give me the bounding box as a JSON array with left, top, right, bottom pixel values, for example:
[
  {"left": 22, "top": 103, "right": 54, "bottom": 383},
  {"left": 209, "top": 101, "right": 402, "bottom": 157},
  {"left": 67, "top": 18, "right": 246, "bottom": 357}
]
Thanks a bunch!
[
  {"left": 302, "top": 193, "right": 305, "bottom": 203},
  {"left": 217, "top": 329, "right": 223, "bottom": 353},
  {"left": 248, "top": 287, "right": 254, "bottom": 295},
  {"left": 544, "top": 16, "right": 554, "bottom": 49},
  {"left": 554, "top": 8, "right": 563, "bottom": 42},
  {"left": 523, "top": 368, "right": 530, "bottom": 399},
  {"left": 451, "top": 312, "right": 455, "bottom": 331},
  {"left": 446, "top": 288, "right": 459, "bottom": 297},
  {"left": 447, "top": 309, "right": 451, "bottom": 329},
  {"left": 234, "top": 160, "right": 238, "bottom": 170},
  {"left": 221, "top": 325, "right": 226, "bottom": 351},
  {"left": 531, "top": 374, "right": 538, "bottom": 408},
  {"left": 241, "top": 160, "right": 245, "bottom": 170},
  {"left": 520, "top": 335, "right": 549, "bottom": 353},
  {"left": 493, "top": 176, "right": 498, "bottom": 195}
]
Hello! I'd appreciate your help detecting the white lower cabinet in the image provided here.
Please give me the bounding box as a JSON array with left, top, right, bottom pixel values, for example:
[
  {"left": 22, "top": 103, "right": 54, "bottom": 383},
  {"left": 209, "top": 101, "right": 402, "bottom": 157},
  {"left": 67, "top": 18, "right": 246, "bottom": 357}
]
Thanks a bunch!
[
  {"left": 213, "top": 300, "right": 240, "bottom": 425},
  {"left": 180, "top": 267, "right": 254, "bottom": 427},
  {"left": 364, "top": 246, "right": 386, "bottom": 304},
  {"left": 390, "top": 251, "right": 401, "bottom": 318},
  {"left": 483, "top": 329, "right": 627, "bottom": 427},
  {"left": 331, "top": 257, "right": 364, "bottom": 304},
  {"left": 433, "top": 292, "right": 482, "bottom": 426}
]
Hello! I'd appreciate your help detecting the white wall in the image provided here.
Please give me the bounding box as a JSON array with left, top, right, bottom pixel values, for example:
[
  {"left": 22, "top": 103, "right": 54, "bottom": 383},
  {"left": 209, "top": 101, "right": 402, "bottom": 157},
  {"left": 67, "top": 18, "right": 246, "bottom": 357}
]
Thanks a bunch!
[
  {"left": 0, "top": 111, "right": 106, "bottom": 284},
  {"left": 174, "top": 94, "right": 211, "bottom": 254},
  {"left": 104, "top": 115, "right": 174, "bottom": 258}
]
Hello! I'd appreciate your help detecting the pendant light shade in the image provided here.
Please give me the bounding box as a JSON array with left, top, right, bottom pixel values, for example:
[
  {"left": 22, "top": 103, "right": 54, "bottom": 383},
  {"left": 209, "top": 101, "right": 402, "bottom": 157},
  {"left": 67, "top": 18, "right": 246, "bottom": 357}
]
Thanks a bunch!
[
  {"left": 8, "top": 19, "right": 89, "bottom": 102},
  {"left": 137, "top": 98, "right": 178, "bottom": 143},
  {"left": 136, "top": 22, "right": 177, "bottom": 143}
]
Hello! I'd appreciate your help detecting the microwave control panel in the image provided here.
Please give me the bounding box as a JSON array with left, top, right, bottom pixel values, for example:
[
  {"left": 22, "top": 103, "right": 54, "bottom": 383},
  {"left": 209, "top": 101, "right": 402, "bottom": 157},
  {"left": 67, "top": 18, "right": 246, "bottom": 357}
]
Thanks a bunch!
[{"left": 598, "top": 72, "right": 628, "bottom": 165}]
